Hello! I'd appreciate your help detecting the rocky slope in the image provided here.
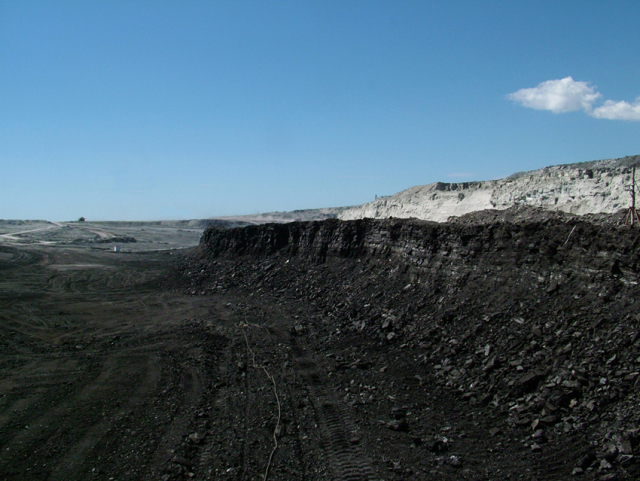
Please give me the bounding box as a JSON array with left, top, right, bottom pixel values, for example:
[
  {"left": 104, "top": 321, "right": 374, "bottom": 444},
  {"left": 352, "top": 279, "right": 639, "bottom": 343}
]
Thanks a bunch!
[
  {"left": 184, "top": 208, "right": 640, "bottom": 479},
  {"left": 209, "top": 206, "right": 351, "bottom": 225},
  {"left": 340, "top": 155, "right": 640, "bottom": 222}
]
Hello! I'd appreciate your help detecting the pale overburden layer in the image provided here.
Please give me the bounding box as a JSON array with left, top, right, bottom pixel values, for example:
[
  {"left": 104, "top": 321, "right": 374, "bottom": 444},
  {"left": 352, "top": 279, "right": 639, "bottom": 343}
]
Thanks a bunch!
[{"left": 339, "top": 156, "right": 639, "bottom": 222}]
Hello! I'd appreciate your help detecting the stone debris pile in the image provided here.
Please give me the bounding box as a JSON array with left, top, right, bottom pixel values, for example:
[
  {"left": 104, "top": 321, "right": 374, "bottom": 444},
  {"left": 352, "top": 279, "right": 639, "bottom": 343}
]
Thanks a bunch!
[{"left": 179, "top": 207, "right": 640, "bottom": 479}]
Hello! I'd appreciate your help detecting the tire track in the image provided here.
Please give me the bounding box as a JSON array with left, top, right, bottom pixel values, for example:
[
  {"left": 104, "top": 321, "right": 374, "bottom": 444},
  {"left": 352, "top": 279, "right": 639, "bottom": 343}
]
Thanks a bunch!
[
  {"left": 0, "top": 354, "right": 120, "bottom": 470},
  {"left": 289, "top": 337, "right": 378, "bottom": 481},
  {"left": 48, "top": 355, "right": 162, "bottom": 480},
  {"left": 233, "top": 303, "right": 378, "bottom": 481},
  {"left": 0, "top": 244, "right": 220, "bottom": 479},
  {"left": 0, "top": 394, "right": 43, "bottom": 431},
  {"left": 144, "top": 363, "right": 204, "bottom": 479}
]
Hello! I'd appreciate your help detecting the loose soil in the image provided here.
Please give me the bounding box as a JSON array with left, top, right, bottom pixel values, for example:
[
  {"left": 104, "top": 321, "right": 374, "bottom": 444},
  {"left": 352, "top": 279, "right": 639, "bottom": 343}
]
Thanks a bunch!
[{"left": 1, "top": 208, "right": 639, "bottom": 480}]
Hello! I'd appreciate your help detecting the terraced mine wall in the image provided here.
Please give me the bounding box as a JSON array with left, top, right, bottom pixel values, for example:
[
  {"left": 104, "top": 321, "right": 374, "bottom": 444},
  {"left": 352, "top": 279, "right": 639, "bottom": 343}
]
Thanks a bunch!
[{"left": 193, "top": 211, "right": 640, "bottom": 479}]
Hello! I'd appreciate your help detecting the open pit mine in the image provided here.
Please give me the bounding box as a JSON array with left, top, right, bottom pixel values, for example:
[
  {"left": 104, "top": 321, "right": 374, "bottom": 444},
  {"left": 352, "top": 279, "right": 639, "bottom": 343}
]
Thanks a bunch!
[{"left": 1, "top": 156, "right": 640, "bottom": 480}]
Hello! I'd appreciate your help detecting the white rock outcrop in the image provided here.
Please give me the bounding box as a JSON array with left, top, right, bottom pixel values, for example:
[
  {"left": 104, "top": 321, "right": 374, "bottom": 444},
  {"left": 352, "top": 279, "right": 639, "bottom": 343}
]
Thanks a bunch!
[{"left": 339, "top": 156, "right": 640, "bottom": 222}]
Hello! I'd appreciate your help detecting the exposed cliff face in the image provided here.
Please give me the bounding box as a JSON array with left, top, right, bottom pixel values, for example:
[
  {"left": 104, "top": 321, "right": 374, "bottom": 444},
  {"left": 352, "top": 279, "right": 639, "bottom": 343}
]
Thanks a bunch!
[
  {"left": 339, "top": 155, "right": 640, "bottom": 222},
  {"left": 191, "top": 211, "right": 640, "bottom": 479},
  {"left": 200, "top": 208, "right": 633, "bottom": 271}
]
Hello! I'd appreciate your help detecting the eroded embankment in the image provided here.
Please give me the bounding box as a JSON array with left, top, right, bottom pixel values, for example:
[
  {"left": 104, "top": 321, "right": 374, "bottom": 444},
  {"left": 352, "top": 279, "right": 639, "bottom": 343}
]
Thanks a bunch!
[{"left": 189, "top": 212, "right": 640, "bottom": 479}]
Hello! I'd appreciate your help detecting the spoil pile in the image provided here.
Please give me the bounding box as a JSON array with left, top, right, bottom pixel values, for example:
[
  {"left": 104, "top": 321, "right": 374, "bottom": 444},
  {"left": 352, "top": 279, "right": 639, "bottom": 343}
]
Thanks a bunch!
[{"left": 180, "top": 207, "right": 640, "bottom": 480}]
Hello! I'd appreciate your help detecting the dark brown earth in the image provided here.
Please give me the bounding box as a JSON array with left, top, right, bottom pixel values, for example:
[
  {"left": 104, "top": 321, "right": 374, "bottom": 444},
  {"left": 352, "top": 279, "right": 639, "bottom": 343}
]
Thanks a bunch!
[{"left": 2, "top": 207, "right": 640, "bottom": 480}]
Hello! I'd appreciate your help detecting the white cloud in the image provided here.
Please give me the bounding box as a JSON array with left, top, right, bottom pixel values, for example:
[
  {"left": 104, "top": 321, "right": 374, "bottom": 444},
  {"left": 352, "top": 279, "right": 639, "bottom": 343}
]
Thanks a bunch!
[
  {"left": 591, "top": 97, "right": 640, "bottom": 121},
  {"left": 507, "top": 77, "right": 601, "bottom": 114},
  {"left": 508, "top": 77, "right": 640, "bottom": 122}
]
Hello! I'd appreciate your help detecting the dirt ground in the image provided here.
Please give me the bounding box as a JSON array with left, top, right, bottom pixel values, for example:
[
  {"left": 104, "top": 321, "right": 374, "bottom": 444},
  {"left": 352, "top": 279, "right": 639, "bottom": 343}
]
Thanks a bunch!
[
  {"left": 1, "top": 209, "right": 640, "bottom": 480},
  {"left": 0, "top": 219, "right": 206, "bottom": 252}
]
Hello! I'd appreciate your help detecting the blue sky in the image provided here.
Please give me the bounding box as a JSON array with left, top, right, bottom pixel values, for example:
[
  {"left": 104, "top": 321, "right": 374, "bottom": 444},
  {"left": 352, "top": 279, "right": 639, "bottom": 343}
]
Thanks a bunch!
[{"left": 1, "top": 1, "right": 639, "bottom": 221}]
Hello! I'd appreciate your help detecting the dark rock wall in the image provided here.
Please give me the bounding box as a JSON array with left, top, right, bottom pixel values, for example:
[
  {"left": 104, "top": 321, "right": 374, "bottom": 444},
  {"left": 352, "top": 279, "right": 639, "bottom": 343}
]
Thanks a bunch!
[
  {"left": 200, "top": 215, "right": 640, "bottom": 281},
  {"left": 193, "top": 212, "right": 640, "bottom": 477}
]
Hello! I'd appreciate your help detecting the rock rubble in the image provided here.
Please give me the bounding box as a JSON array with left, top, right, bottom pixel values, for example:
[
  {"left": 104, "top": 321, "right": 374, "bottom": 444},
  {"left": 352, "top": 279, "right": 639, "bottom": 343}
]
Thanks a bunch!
[{"left": 179, "top": 206, "right": 640, "bottom": 479}]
